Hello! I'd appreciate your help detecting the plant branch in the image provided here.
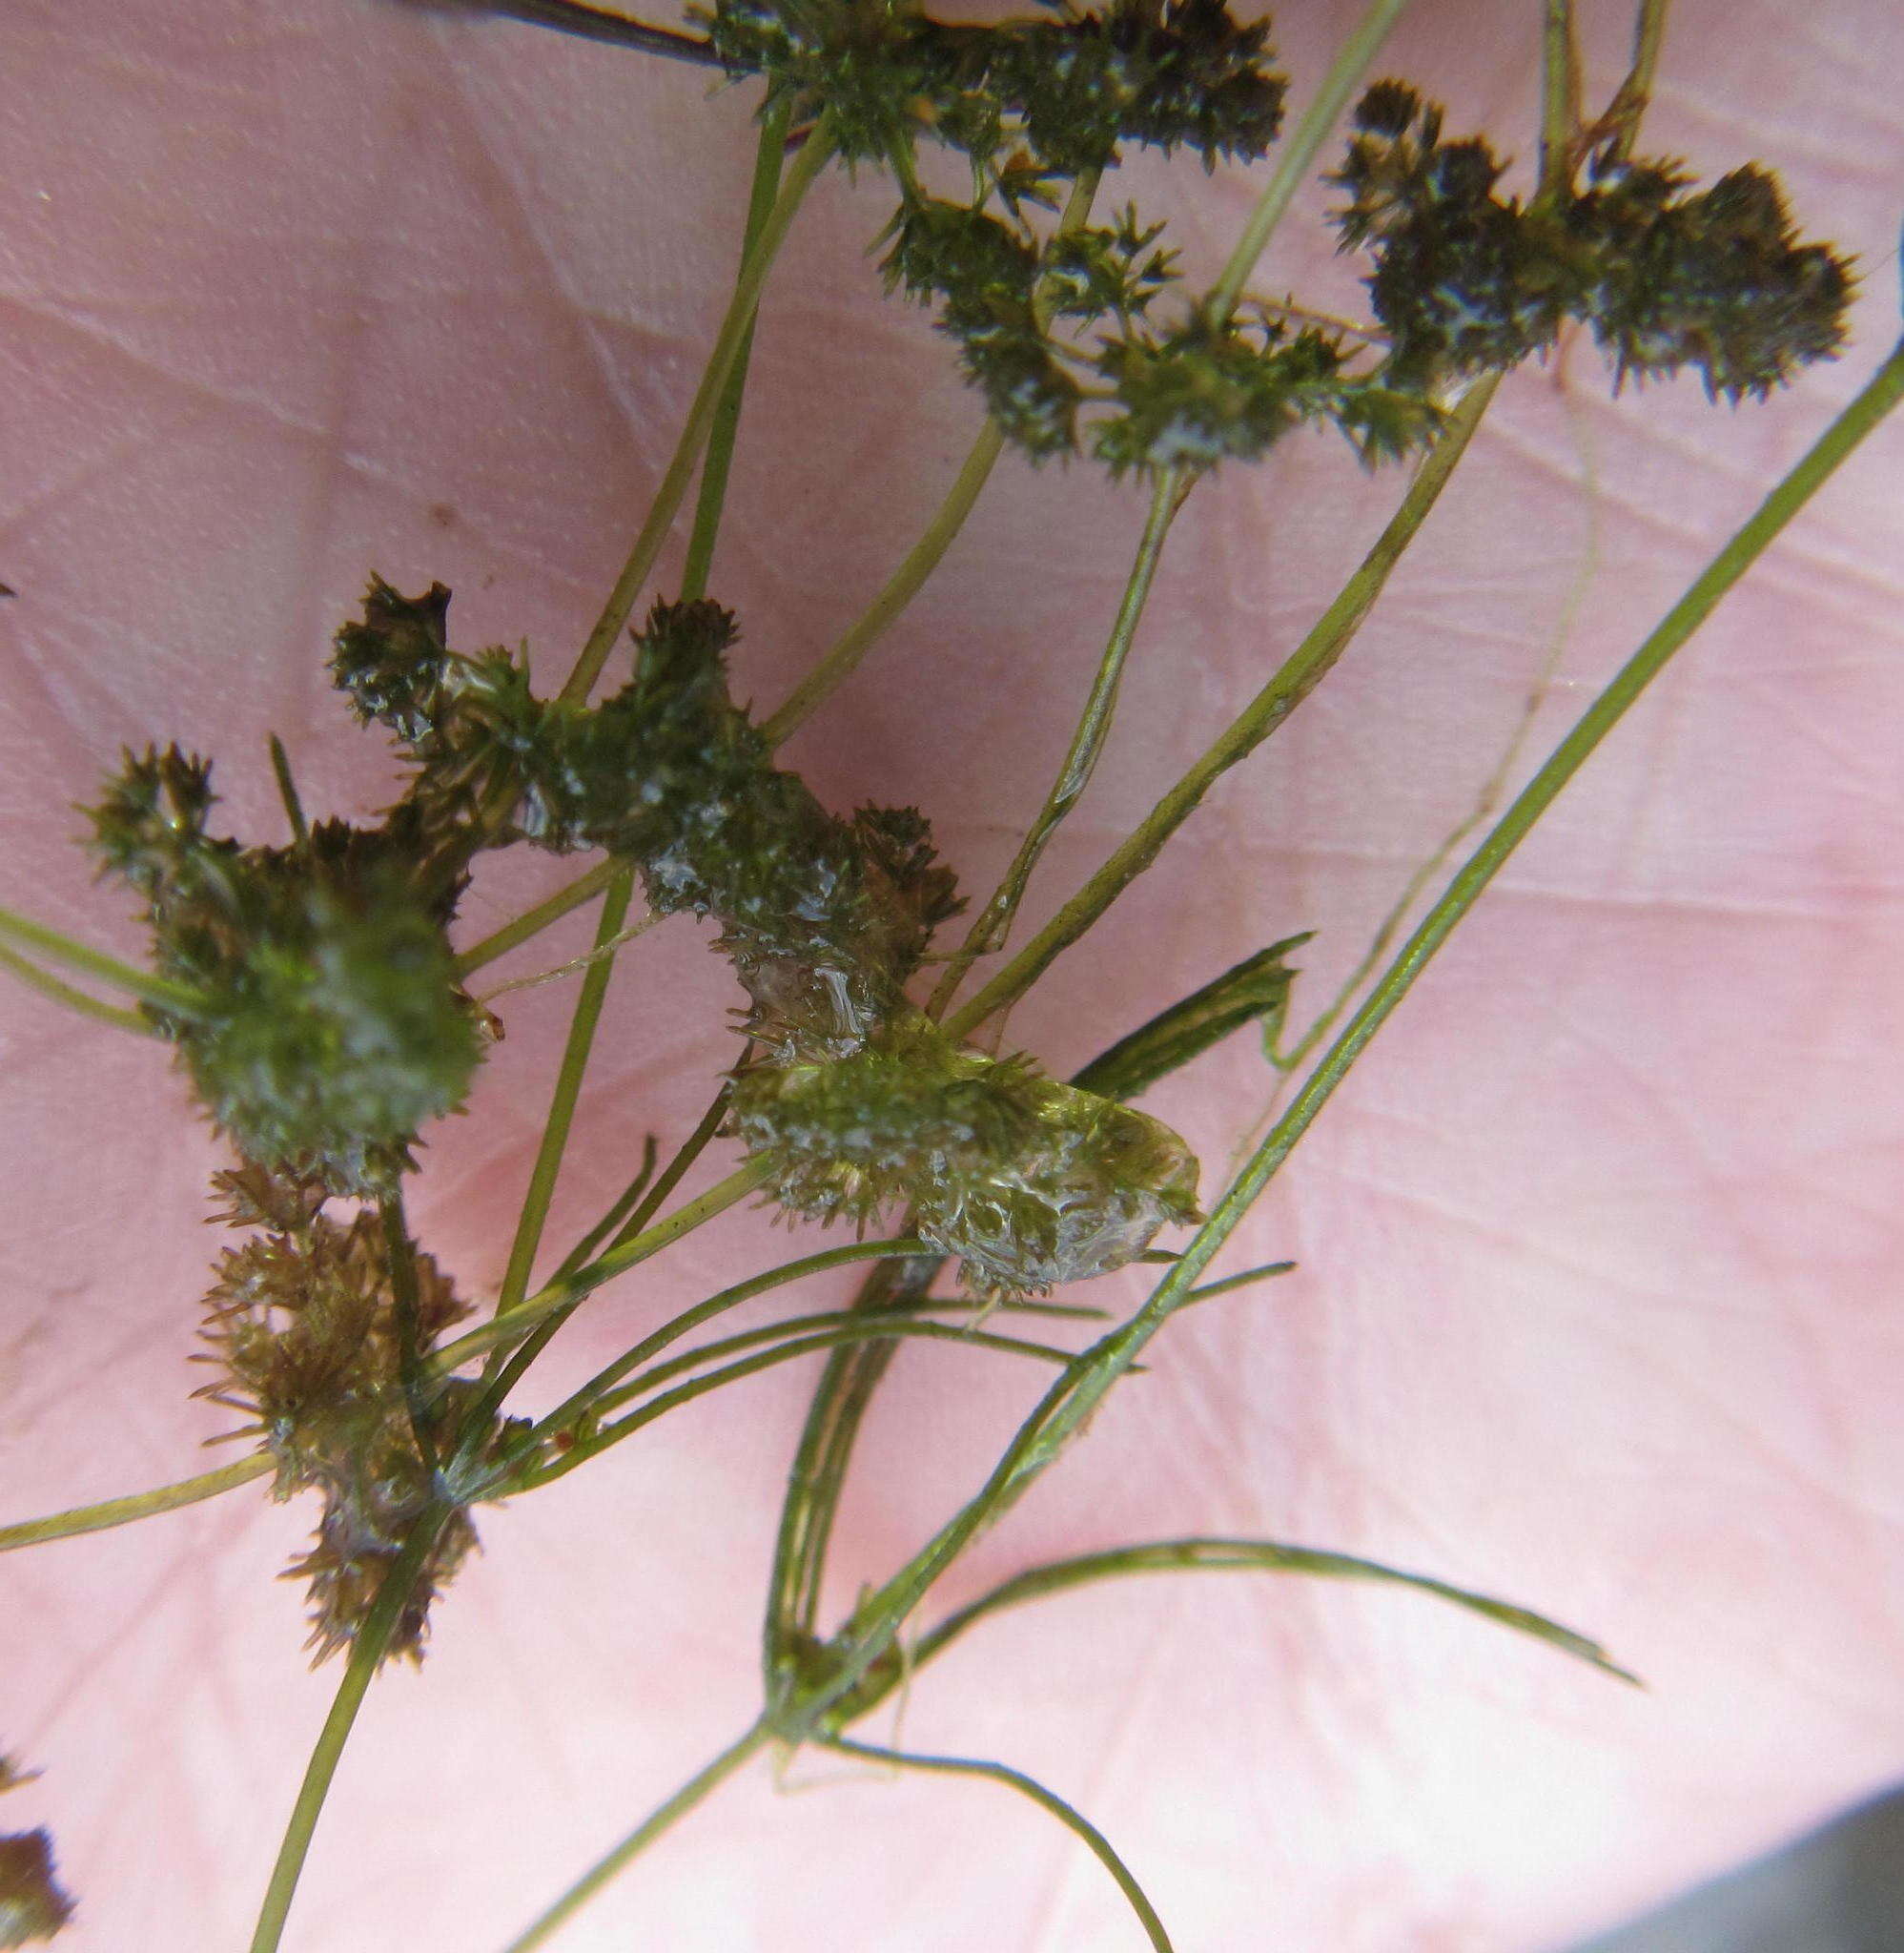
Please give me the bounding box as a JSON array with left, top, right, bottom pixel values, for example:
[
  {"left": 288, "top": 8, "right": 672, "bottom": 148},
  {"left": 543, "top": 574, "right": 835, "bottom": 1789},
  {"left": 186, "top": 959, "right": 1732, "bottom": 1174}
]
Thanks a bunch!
[
  {"left": 563, "top": 111, "right": 840, "bottom": 704},
  {"left": 515, "top": 1238, "right": 937, "bottom": 1458},
  {"left": 454, "top": 860, "right": 621, "bottom": 978},
  {"left": 927, "top": 464, "right": 1188, "bottom": 1018},
  {"left": 896, "top": 1537, "right": 1638, "bottom": 1691},
  {"left": 0, "top": 902, "right": 207, "bottom": 1016},
  {"left": 429, "top": 1157, "right": 775, "bottom": 1373},
  {"left": 521, "top": 1316, "right": 1081, "bottom": 1489},
  {"left": 0, "top": 942, "right": 155, "bottom": 1034},
  {"left": 820, "top": 1737, "right": 1174, "bottom": 1953},
  {"left": 500, "top": 1720, "right": 772, "bottom": 1953},
  {"left": 1538, "top": 0, "right": 1582, "bottom": 200},
  {"left": 786, "top": 331, "right": 1904, "bottom": 1740},
  {"left": 249, "top": 1508, "right": 451, "bottom": 1953},
  {"left": 0, "top": 1454, "right": 271, "bottom": 1555},
  {"left": 945, "top": 372, "right": 1500, "bottom": 1041},
  {"left": 461, "top": 868, "right": 636, "bottom": 1437},
  {"left": 684, "top": 103, "right": 792, "bottom": 604},
  {"left": 1205, "top": 0, "right": 1415, "bottom": 323}
]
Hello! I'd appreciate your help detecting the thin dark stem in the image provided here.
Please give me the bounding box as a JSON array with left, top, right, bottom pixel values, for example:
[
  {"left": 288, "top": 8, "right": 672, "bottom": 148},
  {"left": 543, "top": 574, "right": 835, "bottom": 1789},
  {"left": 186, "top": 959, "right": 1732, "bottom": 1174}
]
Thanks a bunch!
[
  {"left": 683, "top": 104, "right": 791, "bottom": 602},
  {"left": 821, "top": 1737, "right": 1174, "bottom": 1953},
  {"left": 420, "top": 0, "right": 722, "bottom": 67},
  {"left": 379, "top": 1187, "right": 440, "bottom": 1475}
]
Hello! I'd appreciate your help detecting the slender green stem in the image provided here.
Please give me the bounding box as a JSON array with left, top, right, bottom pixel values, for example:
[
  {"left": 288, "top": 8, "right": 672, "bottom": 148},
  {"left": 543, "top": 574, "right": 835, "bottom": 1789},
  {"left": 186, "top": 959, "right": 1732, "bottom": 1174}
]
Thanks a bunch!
[
  {"left": 1180, "top": 1260, "right": 1297, "bottom": 1305},
  {"left": 927, "top": 465, "right": 1187, "bottom": 1018},
  {"left": 501, "top": 1720, "right": 772, "bottom": 1953},
  {"left": 758, "top": 170, "right": 1101, "bottom": 744},
  {"left": 490, "top": 871, "right": 635, "bottom": 1320},
  {"left": 553, "top": 1133, "right": 659, "bottom": 1280},
  {"left": 429, "top": 1159, "right": 774, "bottom": 1373},
  {"left": 249, "top": 1508, "right": 449, "bottom": 1953},
  {"left": 0, "top": 943, "right": 154, "bottom": 1034},
  {"left": 267, "top": 733, "right": 308, "bottom": 847},
  {"left": 464, "top": 869, "right": 637, "bottom": 1435},
  {"left": 683, "top": 104, "right": 791, "bottom": 604},
  {"left": 379, "top": 1187, "right": 440, "bottom": 1475},
  {"left": 765, "top": 939, "right": 1303, "bottom": 1684},
  {"left": 586, "top": 1307, "right": 1082, "bottom": 1423},
  {"left": 563, "top": 112, "right": 840, "bottom": 705},
  {"left": 895, "top": 1537, "right": 1636, "bottom": 1692},
  {"left": 767, "top": 1244, "right": 938, "bottom": 1675},
  {"left": 1600, "top": 0, "right": 1669, "bottom": 165},
  {"left": 517, "top": 1238, "right": 936, "bottom": 1457},
  {"left": 0, "top": 1454, "right": 270, "bottom": 1554},
  {"left": 1538, "top": 0, "right": 1582, "bottom": 200},
  {"left": 454, "top": 860, "right": 621, "bottom": 978},
  {"left": 759, "top": 423, "right": 1006, "bottom": 743},
  {"left": 821, "top": 1737, "right": 1174, "bottom": 1953},
  {"left": 519, "top": 1317, "right": 1077, "bottom": 1491},
  {"left": 945, "top": 372, "right": 1500, "bottom": 1041},
  {"left": 1205, "top": 0, "right": 1414, "bottom": 323},
  {"left": 603, "top": 1076, "right": 736, "bottom": 1254},
  {"left": 787, "top": 333, "right": 1904, "bottom": 1738},
  {"left": 0, "top": 902, "right": 207, "bottom": 1016}
]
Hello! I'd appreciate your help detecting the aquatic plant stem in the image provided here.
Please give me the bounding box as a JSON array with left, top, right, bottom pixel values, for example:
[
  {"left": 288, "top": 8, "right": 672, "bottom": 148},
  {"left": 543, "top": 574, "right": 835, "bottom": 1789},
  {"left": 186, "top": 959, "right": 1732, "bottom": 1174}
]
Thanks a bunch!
[
  {"left": 0, "top": 902, "right": 206, "bottom": 1015},
  {"left": 249, "top": 1508, "right": 450, "bottom": 1953},
  {"left": 945, "top": 371, "right": 1500, "bottom": 1042},
  {"left": 454, "top": 860, "right": 620, "bottom": 978},
  {"left": 463, "top": 869, "right": 635, "bottom": 1429},
  {"left": 563, "top": 110, "right": 839, "bottom": 705},
  {"left": 519, "top": 1316, "right": 1079, "bottom": 1490},
  {"left": 1205, "top": 0, "right": 1414, "bottom": 323},
  {"left": 684, "top": 104, "right": 792, "bottom": 604},
  {"left": 429, "top": 1158, "right": 775, "bottom": 1372},
  {"left": 1539, "top": 0, "right": 1582, "bottom": 200},
  {"left": 0, "top": 1455, "right": 271, "bottom": 1554},
  {"left": 0, "top": 942, "right": 154, "bottom": 1034},
  {"left": 821, "top": 1737, "right": 1174, "bottom": 1953},
  {"left": 1600, "top": 0, "right": 1670, "bottom": 165},
  {"left": 894, "top": 1538, "right": 1636, "bottom": 1690},
  {"left": 927, "top": 463, "right": 1188, "bottom": 1018},
  {"left": 787, "top": 329, "right": 1904, "bottom": 1740},
  {"left": 501, "top": 1720, "right": 772, "bottom": 1953},
  {"left": 760, "top": 424, "right": 1006, "bottom": 743},
  {"left": 760, "top": 169, "right": 1102, "bottom": 743}
]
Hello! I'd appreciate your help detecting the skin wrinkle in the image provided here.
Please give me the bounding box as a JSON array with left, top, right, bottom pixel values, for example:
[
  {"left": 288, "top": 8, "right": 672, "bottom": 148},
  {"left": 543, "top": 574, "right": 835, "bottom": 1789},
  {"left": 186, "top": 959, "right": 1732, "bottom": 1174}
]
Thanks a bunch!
[{"left": 426, "top": 31, "right": 676, "bottom": 458}]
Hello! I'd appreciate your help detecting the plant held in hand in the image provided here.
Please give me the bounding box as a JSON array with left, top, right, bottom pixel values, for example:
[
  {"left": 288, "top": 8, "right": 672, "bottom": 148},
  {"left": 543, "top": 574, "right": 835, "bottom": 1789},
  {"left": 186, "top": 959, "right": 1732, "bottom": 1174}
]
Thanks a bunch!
[{"left": 2, "top": 1, "right": 1899, "bottom": 1948}]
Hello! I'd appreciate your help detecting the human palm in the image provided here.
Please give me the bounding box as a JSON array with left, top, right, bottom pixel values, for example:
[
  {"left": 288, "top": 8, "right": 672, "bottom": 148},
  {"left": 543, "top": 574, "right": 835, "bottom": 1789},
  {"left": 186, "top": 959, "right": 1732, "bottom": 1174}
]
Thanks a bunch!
[{"left": 3, "top": 1, "right": 1902, "bottom": 1948}]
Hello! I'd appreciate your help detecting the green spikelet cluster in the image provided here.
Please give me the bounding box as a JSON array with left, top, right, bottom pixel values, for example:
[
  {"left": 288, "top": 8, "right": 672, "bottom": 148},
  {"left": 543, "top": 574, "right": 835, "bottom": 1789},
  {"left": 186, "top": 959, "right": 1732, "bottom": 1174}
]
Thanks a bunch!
[
  {"left": 0, "top": 1757, "right": 74, "bottom": 1951},
  {"left": 702, "top": 0, "right": 1287, "bottom": 174},
  {"left": 335, "top": 582, "right": 1202, "bottom": 1292},
  {"left": 194, "top": 1163, "right": 521, "bottom": 1664},
  {"left": 731, "top": 1010, "right": 1200, "bottom": 1295},
  {"left": 1332, "top": 80, "right": 1855, "bottom": 400},
  {"left": 83, "top": 745, "right": 482, "bottom": 1193}
]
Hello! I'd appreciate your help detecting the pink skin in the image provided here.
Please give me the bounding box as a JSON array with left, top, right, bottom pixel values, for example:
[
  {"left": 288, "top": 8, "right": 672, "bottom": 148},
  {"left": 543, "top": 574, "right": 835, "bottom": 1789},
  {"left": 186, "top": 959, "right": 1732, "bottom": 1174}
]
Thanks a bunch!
[{"left": 2, "top": 1, "right": 1902, "bottom": 1947}]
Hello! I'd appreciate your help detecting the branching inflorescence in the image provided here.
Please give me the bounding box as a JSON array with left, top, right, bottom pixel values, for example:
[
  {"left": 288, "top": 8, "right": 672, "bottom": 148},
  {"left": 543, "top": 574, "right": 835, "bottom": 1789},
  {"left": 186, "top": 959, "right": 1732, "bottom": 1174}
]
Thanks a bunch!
[{"left": 5, "top": 3, "right": 1888, "bottom": 1949}]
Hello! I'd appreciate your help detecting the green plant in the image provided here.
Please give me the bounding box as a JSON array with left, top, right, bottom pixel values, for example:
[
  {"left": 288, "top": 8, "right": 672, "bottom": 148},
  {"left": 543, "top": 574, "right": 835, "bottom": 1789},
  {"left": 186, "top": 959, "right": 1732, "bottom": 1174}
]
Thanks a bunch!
[{"left": 3, "top": 1, "right": 1900, "bottom": 1947}]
